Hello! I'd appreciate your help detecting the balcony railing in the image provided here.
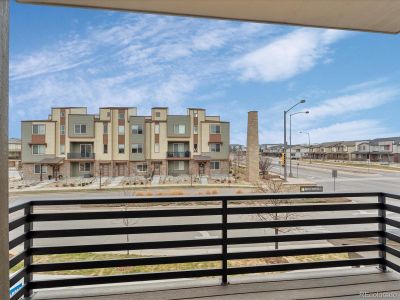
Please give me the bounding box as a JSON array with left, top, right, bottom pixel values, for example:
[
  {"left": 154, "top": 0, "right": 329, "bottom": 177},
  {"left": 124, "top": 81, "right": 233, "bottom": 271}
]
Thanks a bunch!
[
  {"left": 67, "top": 152, "right": 95, "bottom": 159},
  {"left": 167, "top": 151, "right": 191, "bottom": 158},
  {"left": 8, "top": 192, "right": 400, "bottom": 299}
]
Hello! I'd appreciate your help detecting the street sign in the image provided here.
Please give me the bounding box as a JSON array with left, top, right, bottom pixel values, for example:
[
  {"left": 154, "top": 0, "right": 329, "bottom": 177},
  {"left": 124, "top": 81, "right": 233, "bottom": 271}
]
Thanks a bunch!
[
  {"left": 300, "top": 186, "right": 323, "bottom": 193},
  {"left": 332, "top": 169, "right": 338, "bottom": 178}
]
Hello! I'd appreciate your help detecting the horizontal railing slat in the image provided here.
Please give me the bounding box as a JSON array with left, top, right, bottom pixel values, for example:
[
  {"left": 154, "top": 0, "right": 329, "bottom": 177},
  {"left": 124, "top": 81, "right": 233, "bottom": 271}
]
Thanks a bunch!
[
  {"left": 9, "top": 251, "right": 28, "bottom": 270},
  {"left": 9, "top": 201, "right": 30, "bottom": 214},
  {"left": 29, "top": 268, "right": 222, "bottom": 289},
  {"left": 227, "top": 258, "right": 383, "bottom": 275},
  {"left": 27, "top": 192, "right": 381, "bottom": 206},
  {"left": 385, "top": 246, "right": 400, "bottom": 259},
  {"left": 9, "top": 267, "right": 26, "bottom": 288},
  {"left": 385, "top": 218, "right": 400, "bottom": 229},
  {"left": 384, "top": 204, "right": 400, "bottom": 214},
  {"left": 31, "top": 238, "right": 222, "bottom": 255},
  {"left": 9, "top": 215, "right": 29, "bottom": 231},
  {"left": 9, "top": 232, "right": 29, "bottom": 250},
  {"left": 386, "top": 260, "right": 400, "bottom": 273},
  {"left": 386, "top": 232, "right": 400, "bottom": 243},
  {"left": 10, "top": 285, "right": 26, "bottom": 300},
  {"left": 384, "top": 193, "right": 400, "bottom": 201}
]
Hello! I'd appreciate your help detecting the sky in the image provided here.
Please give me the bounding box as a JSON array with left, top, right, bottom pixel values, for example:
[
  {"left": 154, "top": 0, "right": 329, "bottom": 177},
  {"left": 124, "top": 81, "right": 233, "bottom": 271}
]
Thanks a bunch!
[{"left": 9, "top": 1, "right": 400, "bottom": 145}]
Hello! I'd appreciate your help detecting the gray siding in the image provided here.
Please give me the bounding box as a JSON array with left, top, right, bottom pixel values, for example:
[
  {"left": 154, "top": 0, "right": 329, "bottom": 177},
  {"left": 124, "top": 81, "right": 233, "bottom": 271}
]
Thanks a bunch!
[
  {"left": 167, "top": 116, "right": 191, "bottom": 138},
  {"left": 129, "top": 116, "right": 146, "bottom": 161},
  {"left": 21, "top": 122, "right": 54, "bottom": 163},
  {"left": 208, "top": 123, "right": 230, "bottom": 160},
  {"left": 68, "top": 115, "right": 95, "bottom": 138}
]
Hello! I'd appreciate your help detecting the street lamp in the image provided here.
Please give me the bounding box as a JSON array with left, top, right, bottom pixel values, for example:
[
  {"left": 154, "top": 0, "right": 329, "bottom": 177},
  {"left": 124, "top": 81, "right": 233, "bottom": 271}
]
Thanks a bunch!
[
  {"left": 289, "top": 111, "right": 309, "bottom": 177},
  {"left": 299, "top": 131, "right": 312, "bottom": 164},
  {"left": 283, "top": 99, "right": 306, "bottom": 181}
]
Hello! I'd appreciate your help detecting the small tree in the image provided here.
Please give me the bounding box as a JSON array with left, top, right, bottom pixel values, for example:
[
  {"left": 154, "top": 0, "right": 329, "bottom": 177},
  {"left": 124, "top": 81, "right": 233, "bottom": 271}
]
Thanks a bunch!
[
  {"left": 17, "top": 163, "right": 24, "bottom": 180},
  {"left": 259, "top": 157, "right": 273, "bottom": 179},
  {"left": 121, "top": 189, "right": 139, "bottom": 255},
  {"left": 254, "top": 180, "right": 297, "bottom": 250}
]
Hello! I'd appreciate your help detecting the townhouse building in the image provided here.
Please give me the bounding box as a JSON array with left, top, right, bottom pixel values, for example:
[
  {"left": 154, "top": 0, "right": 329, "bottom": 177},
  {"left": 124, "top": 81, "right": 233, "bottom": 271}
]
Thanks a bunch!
[
  {"left": 8, "top": 138, "right": 22, "bottom": 168},
  {"left": 21, "top": 107, "right": 230, "bottom": 180}
]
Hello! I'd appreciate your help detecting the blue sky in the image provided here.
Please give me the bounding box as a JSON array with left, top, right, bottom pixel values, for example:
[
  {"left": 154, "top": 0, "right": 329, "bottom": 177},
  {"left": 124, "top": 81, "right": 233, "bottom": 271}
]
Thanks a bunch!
[{"left": 9, "top": 1, "right": 400, "bottom": 144}]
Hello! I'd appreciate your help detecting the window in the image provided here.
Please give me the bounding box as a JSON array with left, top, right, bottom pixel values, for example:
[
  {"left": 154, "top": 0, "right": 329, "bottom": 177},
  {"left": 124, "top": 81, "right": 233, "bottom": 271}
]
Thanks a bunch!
[
  {"left": 210, "top": 124, "right": 221, "bottom": 134},
  {"left": 32, "top": 124, "right": 45, "bottom": 135},
  {"left": 193, "top": 125, "right": 198, "bottom": 134},
  {"left": 60, "top": 125, "right": 65, "bottom": 135},
  {"left": 154, "top": 143, "right": 160, "bottom": 153},
  {"left": 60, "top": 111, "right": 65, "bottom": 117},
  {"left": 194, "top": 144, "right": 198, "bottom": 152},
  {"left": 60, "top": 144, "right": 65, "bottom": 155},
  {"left": 155, "top": 124, "right": 160, "bottom": 134},
  {"left": 118, "top": 144, "right": 125, "bottom": 154},
  {"left": 34, "top": 164, "right": 47, "bottom": 174},
  {"left": 32, "top": 144, "right": 45, "bottom": 155},
  {"left": 174, "top": 161, "right": 185, "bottom": 171},
  {"left": 174, "top": 124, "right": 186, "bottom": 134},
  {"left": 107, "top": 111, "right": 111, "bottom": 118},
  {"left": 132, "top": 124, "right": 143, "bottom": 134},
  {"left": 103, "top": 123, "right": 108, "bottom": 134},
  {"left": 103, "top": 144, "right": 108, "bottom": 154},
  {"left": 137, "top": 163, "right": 148, "bottom": 172},
  {"left": 132, "top": 144, "right": 143, "bottom": 154},
  {"left": 210, "top": 143, "right": 221, "bottom": 152},
  {"left": 74, "top": 124, "right": 87, "bottom": 134},
  {"left": 156, "top": 112, "right": 161, "bottom": 118},
  {"left": 118, "top": 112, "right": 125, "bottom": 120},
  {"left": 79, "top": 162, "right": 91, "bottom": 172},
  {"left": 210, "top": 161, "right": 220, "bottom": 170},
  {"left": 118, "top": 125, "right": 125, "bottom": 135},
  {"left": 194, "top": 112, "right": 198, "bottom": 118}
]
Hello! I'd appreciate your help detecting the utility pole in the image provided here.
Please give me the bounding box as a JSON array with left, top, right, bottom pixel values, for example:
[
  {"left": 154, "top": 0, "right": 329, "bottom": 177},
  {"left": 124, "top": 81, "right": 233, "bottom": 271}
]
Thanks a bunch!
[
  {"left": 0, "top": 1, "right": 9, "bottom": 298},
  {"left": 289, "top": 111, "right": 309, "bottom": 177}
]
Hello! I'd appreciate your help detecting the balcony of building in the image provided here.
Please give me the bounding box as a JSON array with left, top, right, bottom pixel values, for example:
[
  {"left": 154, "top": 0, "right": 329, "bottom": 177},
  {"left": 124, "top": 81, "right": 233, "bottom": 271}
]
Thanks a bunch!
[
  {"left": 8, "top": 192, "right": 400, "bottom": 300},
  {"left": 67, "top": 142, "right": 95, "bottom": 160},
  {"left": 167, "top": 142, "right": 190, "bottom": 160}
]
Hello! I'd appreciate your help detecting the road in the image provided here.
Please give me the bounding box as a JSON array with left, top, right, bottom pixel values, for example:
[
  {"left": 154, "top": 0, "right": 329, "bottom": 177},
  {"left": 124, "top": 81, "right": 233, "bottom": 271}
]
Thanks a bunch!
[{"left": 270, "top": 158, "right": 400, "bottom": 194}]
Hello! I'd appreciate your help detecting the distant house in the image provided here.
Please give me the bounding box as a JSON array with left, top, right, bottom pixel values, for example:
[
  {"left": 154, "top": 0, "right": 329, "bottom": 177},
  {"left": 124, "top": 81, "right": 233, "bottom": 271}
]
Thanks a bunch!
[{"left": 8, "top": 138, "right": 21, "bottom": 168}]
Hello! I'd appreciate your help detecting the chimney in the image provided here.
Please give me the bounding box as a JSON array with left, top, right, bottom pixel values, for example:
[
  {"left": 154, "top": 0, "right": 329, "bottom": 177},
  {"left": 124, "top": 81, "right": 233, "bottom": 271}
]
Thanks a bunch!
[{"left": 246, "top": 111, "right": 259, "bottom": 183}]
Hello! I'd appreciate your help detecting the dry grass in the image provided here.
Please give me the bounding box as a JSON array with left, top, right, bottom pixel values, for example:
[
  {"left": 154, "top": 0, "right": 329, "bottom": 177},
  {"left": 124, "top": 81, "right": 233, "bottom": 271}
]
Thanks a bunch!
[
  {"left": 205, "top": 189, "right": 219, "bottom": 195},
  {"left": 235, "top": 189, "right": 243, "bottom": 194}
]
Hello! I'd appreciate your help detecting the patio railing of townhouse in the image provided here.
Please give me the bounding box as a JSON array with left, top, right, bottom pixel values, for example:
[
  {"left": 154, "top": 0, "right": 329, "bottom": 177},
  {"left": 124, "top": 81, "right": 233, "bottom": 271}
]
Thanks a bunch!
[{"left": 8, "top": 192, "right": 400, "bottom": 299}]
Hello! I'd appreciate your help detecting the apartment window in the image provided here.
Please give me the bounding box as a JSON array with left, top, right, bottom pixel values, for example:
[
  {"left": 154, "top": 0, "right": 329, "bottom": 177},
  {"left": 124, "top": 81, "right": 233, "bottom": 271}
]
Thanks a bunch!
[
  {"left": 194, "top": 112, "right": 198, "bottom": 118},
  {"left": 132, "top": 124, "right": 143, "bottom": 134},
  {"left": 210, "top": 124, "right": 221, "bottom": 134},
  {"left": 137, "top": 163, "right": 148, "bottom": 172},
  {"left": 155, "top": 124, "right": 160, "bottom": 134},
  {"left": 194, "top": 144, "right": 198, "bottom": 152},
  {"left": 118, "top": 144, "right": 125, "bottom": 154},
  {"left": 132, "top": 144, "right": 143, "bottom": 154},
  {"left": 60, "top": 111, "right": 65, "bottom": 117},
  {"left": 174, "top": 161, "right": 185, "bottom": 171},
  {"left": 103, "top": 123, "right": 108, "bottom": 134},
  {"left": 210, "top": 143, "right": 221, "bottom": 152},
  {"left": 118, "top": 112, "right": 125, "bottom": 120},
  {"left": 79, "top": 162, "right": 91, "bottom": 172},
  {"left": 154, "top": 143, "right": 160, "bottom": 153},
  {"left": 32, "top": 124, "right": 45, "bottom": 135},
  {"left": 60, "top": 125, "right": 65, "bottom": 135},
  {"left": 118, "top": 125, "right": 125, "bottom": 135},
  {"left": 32, "top": 144, "right": 46, "bottom": 155},
  {"left": 383, "top": 145, "right": 391, "bottom": 151},
  {"left": 107, "top": 112, "right": 111, "bottom": 118},
  {"left": 174, "top": 124, "right": 186, "bottom": 134},
  {"left": 156, "top": 112, "right": 161, "bottom": 118},
  {"left": 103, "top": 144, "right": 108, "bottom": 154},
  {"left": 193, "top": 125, "right": 198, "bottom": 134},
  {"left": 34, "top": 164, "right": 47, "bottom": 174},
  {"left": 74, "top": 124, "right": 87, "bottom": 134},
  {"left": 60, "top": 144, "right": 65, "bottom": 155},
  {"left": 210, "top": 161, "right": 220, "bottom": 170}
]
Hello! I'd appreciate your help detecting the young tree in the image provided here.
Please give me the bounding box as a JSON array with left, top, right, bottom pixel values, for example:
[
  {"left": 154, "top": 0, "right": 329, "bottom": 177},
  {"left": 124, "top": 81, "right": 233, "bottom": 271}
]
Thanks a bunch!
[
  {"left": 254, "top": 180, "right": 297, "bottom": 250},
  {"left": 259, "top": 157, "right": 273, "bottom": 179},
  {"left": 121, "top": 189, "right": 139, "bottom": 255}
]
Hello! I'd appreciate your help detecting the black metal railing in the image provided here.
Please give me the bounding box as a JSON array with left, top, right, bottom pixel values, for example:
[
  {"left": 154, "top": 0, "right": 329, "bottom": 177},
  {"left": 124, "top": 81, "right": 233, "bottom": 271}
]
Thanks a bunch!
[
  {"left": 167, "top": 151, "right": 191, "bottom": 158},
  {"left": 67, "top": 152, "right": 95, "bottom": 159},
  {"left": 8, "top": 192, "right": 400, "bottom": 299}
]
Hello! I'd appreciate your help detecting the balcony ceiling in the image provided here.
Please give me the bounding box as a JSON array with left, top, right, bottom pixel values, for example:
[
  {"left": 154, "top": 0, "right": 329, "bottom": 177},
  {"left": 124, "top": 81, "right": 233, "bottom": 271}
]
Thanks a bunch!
[{"left": 17, "top": 0, "right": 400, "bottom": 34}]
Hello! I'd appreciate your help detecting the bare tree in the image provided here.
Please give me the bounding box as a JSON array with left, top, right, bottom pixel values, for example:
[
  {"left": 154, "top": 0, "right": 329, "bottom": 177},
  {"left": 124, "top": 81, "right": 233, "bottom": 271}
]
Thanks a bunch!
[
  {"left": 121, "top": 189, "right": 139, "bottom": 255},
  {"left": 17, "top": 163, "right": 24, "bottom": 180},
  {"left": 254, "top": 180, "right": 297, "bottom": 250},
  {"left": 259, "top": 157, "right": 273, "bottom": 179}
]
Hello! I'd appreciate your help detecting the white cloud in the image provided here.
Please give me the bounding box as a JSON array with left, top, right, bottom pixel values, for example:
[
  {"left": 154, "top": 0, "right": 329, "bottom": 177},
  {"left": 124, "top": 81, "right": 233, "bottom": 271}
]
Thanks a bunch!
[{"left": 232, "top": 28, "right": 349, "bottom": 82}]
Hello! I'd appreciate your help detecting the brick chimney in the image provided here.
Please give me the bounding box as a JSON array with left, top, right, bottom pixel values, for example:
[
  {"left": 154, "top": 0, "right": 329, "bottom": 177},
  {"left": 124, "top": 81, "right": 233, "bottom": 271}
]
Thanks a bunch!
[{"left": 246, "top": 111, "right": 259, "bottom": 183}]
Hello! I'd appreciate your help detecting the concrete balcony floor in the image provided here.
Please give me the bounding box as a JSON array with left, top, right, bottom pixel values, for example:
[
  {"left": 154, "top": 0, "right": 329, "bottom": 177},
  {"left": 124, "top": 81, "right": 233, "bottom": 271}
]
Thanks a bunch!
[{"left": 31, "top": 267, "right": 400, "bottom": 300}]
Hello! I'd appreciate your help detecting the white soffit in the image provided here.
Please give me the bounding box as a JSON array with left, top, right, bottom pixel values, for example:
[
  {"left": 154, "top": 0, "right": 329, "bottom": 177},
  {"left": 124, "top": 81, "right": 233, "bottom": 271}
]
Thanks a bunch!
[{"left": 17, "top": 0, "right": 400, "bottom": 34}]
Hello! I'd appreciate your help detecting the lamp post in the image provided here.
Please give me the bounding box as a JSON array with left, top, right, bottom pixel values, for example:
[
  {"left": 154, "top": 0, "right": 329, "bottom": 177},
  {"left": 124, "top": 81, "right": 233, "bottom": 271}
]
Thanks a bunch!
[
  {"left": 299, "top": 131, "right": 312, "bottom": 164},
  {"left": 289, "top": 111, "right": 309, "bottom": 177},
  {"left": 283, "top": 100, "right": 306, "bottom": 181}
]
